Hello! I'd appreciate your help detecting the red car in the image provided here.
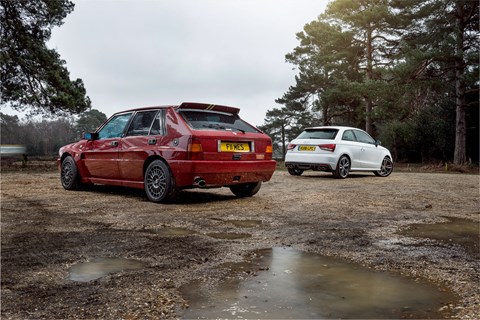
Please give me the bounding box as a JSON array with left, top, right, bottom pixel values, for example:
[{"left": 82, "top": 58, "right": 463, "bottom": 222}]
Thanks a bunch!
[{"left": 58, "top": 102, "right": 276, "bottom": 203}]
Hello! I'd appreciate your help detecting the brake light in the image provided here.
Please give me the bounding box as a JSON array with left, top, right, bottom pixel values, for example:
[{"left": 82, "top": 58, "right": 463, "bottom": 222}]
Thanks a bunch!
[
  {"left": 188, "top": 138, "right": 203, "bottom": 160},
  {"left": 264, "top": 144, "right": 273, "bottom": 160},
  {"left": 319, "top": 144, "right": 336, "bottom": 152},
  {"left": 287, "top": 144, "right": 296, "bottom": 151}
]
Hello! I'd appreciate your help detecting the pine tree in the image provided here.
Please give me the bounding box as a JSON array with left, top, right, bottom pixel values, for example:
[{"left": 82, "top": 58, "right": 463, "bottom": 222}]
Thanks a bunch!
[{"left": 0, "top": 0, "right": 91, "bottom": 116}]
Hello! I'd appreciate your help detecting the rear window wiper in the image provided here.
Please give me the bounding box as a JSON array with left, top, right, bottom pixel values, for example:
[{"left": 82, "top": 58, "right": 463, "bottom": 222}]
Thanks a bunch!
[
  {"left": 226, "top": 127, "right": 245, "bottom": 134},
  {"left": 203, "top": 123, "right": 226, "bottom": 130},
  {"left": 203, "top": 124, "right": 245, "bottom": 133}
]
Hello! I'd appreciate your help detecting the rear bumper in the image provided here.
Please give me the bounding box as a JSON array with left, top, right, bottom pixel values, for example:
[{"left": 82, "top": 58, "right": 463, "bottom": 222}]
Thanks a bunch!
[
  {"left": 170, "top": 160, "right": 276, "bottom": 187},
  {"left": 285, "top": 152, "right": 337, "bottom": 171},
  {"left": 285, "top": 161, "right": 334, "bottom": 172}
]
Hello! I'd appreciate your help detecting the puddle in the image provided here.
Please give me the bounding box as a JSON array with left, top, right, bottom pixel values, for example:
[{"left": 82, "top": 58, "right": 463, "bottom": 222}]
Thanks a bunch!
[
  {"left": 151, "top": 227, "right": 196, "bottom": 236},
  {"left": 69, "top": 257, "right": 145, "bottom": 282},
  {"left": 206, "top": 233, "right": 252, "bottom": 240},
  {"left": 228, "top": 220, "right": 263, "bottom": 228},
  {"left": 400, "top": 217, "right": 479, "bottom": 255},
  {"left": 181, "top": 247, "right": 457, "bottom": 319}
]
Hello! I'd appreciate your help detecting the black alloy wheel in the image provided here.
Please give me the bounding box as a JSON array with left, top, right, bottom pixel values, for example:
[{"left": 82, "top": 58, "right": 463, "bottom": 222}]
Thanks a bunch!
[
  {"left": 230, "top": 182, "right": 262, "bottom": 197},
  {"left": 288, "top": 168, "right": 304, "bottom": 176}
]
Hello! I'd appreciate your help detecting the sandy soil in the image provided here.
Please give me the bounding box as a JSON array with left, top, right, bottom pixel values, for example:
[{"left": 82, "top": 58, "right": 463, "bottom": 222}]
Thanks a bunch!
[{"left": 1, "top": 165, "right": 479, "bottom": 319}]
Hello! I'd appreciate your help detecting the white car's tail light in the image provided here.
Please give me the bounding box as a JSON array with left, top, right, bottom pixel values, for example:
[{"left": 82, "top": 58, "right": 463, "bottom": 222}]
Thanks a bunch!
[{"left": 319, "top": 144, "right": 336, "bottom": 152}]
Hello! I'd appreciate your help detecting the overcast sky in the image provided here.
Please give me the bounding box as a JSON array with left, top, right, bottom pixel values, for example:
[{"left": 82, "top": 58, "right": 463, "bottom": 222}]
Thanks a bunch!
[{"left": 46, "top": 0, "right": 329, "bottom": 126}]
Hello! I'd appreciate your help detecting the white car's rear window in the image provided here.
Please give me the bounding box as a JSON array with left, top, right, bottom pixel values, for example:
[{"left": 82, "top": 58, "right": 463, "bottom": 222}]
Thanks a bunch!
[{"left": 297, "top": 129, "right": 338, "bottom": 140}]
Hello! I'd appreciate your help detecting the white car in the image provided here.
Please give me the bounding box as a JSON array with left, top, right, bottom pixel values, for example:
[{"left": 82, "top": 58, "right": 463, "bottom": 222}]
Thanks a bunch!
[{"left": 285, "top": 126, "right": 393, "bottom": 178}]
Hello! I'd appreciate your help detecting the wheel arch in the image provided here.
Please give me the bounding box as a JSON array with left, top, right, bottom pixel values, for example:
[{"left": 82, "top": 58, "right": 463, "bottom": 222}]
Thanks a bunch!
[
  {"left": 60, "top": 152, "right": 72, "bottom": 163},
  {"left": 60, "top": 151, "right": 83, "bottom": 165},
  {"left": 143, "top": 155, "right": 171, "bottom": 176},
  {"left": 143, "top": 156, "right": 177, "bottom": 189},
  {"left": 336, "top": 153, "right": 351, "bottom": 167},
  {"left": 380, "top": 152, "right": 393, "bottom": 166}
]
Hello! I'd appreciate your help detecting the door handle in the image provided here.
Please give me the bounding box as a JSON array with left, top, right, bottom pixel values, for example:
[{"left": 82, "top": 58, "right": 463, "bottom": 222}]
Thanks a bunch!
[{"left": 110, "top": 141, "right": 118, "bottom": 147}]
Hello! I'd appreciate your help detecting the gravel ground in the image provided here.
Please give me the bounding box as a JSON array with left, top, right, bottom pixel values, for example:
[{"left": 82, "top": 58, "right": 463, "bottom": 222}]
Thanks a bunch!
[{"left": 1, "top": 165, "right": 479, "bottom": 319}]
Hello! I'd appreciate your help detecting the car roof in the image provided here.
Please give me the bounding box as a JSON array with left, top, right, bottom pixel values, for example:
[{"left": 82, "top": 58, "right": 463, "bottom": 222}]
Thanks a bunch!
[
  {"left": 304, "top": 126, "right": 360, "bottom": 131},
  {"left": 113, "top": 102, "right": 240, "bottom": 115}
]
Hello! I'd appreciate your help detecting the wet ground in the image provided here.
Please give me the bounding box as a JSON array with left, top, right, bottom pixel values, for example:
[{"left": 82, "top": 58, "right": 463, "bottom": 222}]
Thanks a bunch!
[
  {"left": 1, "top": 167, "right": 479, "bottom": 319},
  {"left": 181, "top": 247, "right": 457, "bottom": 319},
  {"left": 399, "top": 217, "right": 479, "bottom": 255}
]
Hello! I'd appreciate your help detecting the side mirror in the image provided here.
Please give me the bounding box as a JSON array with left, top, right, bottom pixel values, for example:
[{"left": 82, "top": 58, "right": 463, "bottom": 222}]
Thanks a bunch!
[
  {"left": 83, "top": 132, "right": 98, "bottom": 141},
  {"left": 375, "top": 140, "right": 382, "bottom": 147}
]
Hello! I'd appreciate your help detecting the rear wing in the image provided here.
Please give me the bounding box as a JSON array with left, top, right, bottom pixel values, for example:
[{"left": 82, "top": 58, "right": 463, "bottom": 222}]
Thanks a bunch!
[{"left": 178, "top": 102, "right": 240, "bottom": 115}]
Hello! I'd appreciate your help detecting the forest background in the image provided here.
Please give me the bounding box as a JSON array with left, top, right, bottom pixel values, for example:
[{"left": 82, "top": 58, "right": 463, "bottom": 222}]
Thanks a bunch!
[{"left": 1, "top": 0, "right": 478, "bottom": 164}]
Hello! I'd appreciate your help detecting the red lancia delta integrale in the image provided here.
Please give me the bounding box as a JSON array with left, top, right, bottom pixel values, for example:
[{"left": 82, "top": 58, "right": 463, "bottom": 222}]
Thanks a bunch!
[{"left": 58, "top": 102, "right": 276, "bottom": 203}]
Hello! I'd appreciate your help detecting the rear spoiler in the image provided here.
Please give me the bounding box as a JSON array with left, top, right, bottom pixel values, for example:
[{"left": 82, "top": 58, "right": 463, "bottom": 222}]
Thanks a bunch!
[{"left": 178, "top": 102, "right": 240, "bottom": 115}]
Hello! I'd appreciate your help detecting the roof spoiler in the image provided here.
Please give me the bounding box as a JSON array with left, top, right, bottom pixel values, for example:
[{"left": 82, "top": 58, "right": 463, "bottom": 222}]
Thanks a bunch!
[{"left": 178, "top": 102, "right": 240, "bottom": 115}]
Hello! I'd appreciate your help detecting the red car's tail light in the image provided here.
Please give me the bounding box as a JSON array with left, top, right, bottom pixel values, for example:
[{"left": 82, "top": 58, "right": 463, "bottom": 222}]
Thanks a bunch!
[
  {"left": 265, "top": 144, "right": 273, "bottom": 160},
  {"left": 188, "top": 138, "right": 204, "bottom": 160},
  {"left": 287, "top": 144, "right": 296, "bottom": 151},
  {"left": 319, "top": 144, "right": 336, "bottom": 152}
]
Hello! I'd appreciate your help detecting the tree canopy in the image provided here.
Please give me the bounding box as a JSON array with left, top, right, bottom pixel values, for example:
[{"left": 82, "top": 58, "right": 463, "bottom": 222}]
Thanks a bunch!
[
  {"left": 0, "top": 0, "right": 91, "bottom": 116},
  {"left": 75, "top": 109, "right": 107, "bottom": 135},
  {"left": 264, "top": 0, "right": 479, "bottom": 164}
]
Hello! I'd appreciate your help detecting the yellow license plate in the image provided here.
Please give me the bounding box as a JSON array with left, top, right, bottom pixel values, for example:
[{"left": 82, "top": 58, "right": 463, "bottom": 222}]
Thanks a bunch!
[
  {"left": 299, "top": 145, "right": 316, "bottom": 151},
  {"left": 220, "top": 142, "right": 250, "bottom": 152}
]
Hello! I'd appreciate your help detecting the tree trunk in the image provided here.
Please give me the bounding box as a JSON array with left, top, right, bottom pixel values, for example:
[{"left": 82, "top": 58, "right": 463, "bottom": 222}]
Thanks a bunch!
[
  {"left": 454, "top": 1, "right": 467, "bottom": 164},
  {"left": 365, "top": 27, "right": 374, "bottom": 134},
  {"left": 322, "top": 71, "right": 329, "bottom": 126},
  {"left": 322, "top": 104, "right": 329, "bottom": 126}
]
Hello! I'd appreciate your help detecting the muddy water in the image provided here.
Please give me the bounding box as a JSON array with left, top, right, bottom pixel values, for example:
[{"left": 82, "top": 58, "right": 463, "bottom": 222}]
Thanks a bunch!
[
  {"left": 69, "top": 258, "right": 145, "bottom": 282},
  {"left": 181, "top": 247, "right": 456, "bottom": 319},
  {"left": 152, "top": 227, "right": 196, "bottom": 236},
  {"left": 400, "top": 217, "right": 479, "bottom": 255}
]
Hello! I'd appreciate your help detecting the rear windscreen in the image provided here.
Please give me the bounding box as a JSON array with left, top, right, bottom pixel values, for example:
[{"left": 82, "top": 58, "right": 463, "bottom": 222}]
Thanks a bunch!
[
  {"left": 178, "top": 110, "right": 260, "bottom": 133},
  {"left": 297, "top": 129, "right": 338, "bottom": 139}
]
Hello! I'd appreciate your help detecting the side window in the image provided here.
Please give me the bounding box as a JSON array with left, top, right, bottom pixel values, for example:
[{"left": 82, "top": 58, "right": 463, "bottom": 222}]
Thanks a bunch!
[
  {"left": 354, "top": 130, "right": 375, "bottom": 144},
  {"left": 126, "top": 110, "right": 158, "bottom": 136},
  {"left": 150, "top": 110, "right": 166, "bottom": 135},
  {"left": 97, "top": 113, "right": 132, "bottom": 140},
  {"left": 342, "top": 130, "right": 356, "bottom": 142}
]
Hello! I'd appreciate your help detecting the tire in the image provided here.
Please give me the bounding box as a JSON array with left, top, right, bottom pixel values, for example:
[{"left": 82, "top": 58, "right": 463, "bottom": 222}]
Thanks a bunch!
[
  {"left": 374, "top": 156, "right": 393, "bottom": 177},
  {"left": 288, "top": 168, "right": 304, "bottom": 176},
  {"left": 61, "top": 156, "right": 82, "bottom": 190},
  {"left": 230, "top": 182, "right": 262, "bottom": 198},
  {"left": 333, "top": 155, "right": 350, "bottom": 179},
  {"left": 144, "top": 160, "right": 177, "bottom": 203}
]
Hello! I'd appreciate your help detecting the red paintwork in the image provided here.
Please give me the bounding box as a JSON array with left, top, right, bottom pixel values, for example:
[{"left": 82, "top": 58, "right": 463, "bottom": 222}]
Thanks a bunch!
[{"left": 58, "top": 104, "right": 276, "bottom": 191}]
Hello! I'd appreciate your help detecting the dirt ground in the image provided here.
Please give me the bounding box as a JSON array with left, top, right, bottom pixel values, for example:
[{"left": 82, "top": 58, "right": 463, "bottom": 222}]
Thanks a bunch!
[{"left": 1, "top": 163, "right": 479, "bottom": 319}]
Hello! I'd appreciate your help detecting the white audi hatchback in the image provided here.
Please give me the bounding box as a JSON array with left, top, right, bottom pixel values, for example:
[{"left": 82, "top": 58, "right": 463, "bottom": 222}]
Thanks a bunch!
[{"left": 285, "top": 126, "right": 393, "bottom": 178}]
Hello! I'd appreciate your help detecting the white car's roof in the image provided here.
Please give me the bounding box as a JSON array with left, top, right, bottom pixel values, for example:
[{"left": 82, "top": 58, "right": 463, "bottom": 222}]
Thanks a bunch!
[{"left": 304, "top": 126, "right": 360, "bottom": 131}]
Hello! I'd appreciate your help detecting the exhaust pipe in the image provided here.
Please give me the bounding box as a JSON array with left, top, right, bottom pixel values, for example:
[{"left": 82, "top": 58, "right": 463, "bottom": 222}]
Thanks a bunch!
[{"left": 194, "top": 177, "right": 207, "bottom": 187}]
